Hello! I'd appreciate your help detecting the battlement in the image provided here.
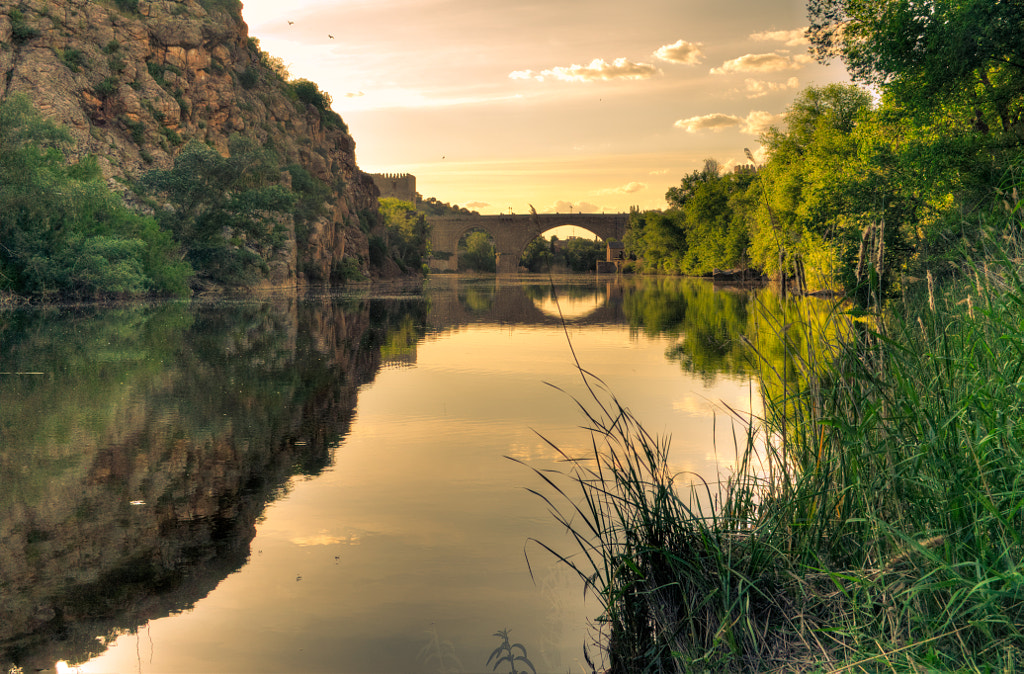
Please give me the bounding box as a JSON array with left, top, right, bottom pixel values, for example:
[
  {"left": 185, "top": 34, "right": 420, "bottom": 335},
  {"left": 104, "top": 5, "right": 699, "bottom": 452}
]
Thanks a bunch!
[
  {"left": 733, "top": 164, "right": 757, "bottom": 174},
  {"left": 370, "top": 173, "right": 417, "bottom": 202}
]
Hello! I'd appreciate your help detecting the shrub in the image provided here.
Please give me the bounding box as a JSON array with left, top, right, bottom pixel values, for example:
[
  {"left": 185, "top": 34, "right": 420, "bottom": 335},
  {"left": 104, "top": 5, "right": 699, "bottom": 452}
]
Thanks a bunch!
[
  {"left": 61, "top": 49, "right": 87, "bottom": 73},
  {"left": 239, "top": 66, "right": 259, "bottom": 90},
  {"left": 10, "top": 10, "right": 40, "bottom": 43},
  {"left": 95, "top": 77, "right": 119, "bottom": 99}
]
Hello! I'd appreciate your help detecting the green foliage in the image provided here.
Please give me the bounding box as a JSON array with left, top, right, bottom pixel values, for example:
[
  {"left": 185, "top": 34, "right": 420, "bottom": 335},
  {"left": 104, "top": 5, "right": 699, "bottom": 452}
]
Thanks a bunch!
[
  {"left": 519, "top": 236, "right": 554, "bottom": 272},
  {"left": 120, "top": 115, "right": 145, "bottom": 145},
  {"left": 331, "top": 256, "right": 365, "bottom": 282},
  {"left": 146, "top": 61, "right": 167, "bottom": 87},
  {"left": 60, "top": 48, "right": 87, "bottom": 72},
  {"left": 95, "top": 77, "right": 119, "bottom": 99},
  {"left": 196, "top": 0, "right": 241, "bottom": 13},
  {"left": 9, "top": 9, "right": 41, "bottom": 43},
  {"left": 0, "top": 95, "right": 191, "bottom": 297},
  {"left": 140, "top": 136, "right": 296, "bottom": 286},
  {"left": 417, "top": 195, "right": 478, "bottom": 216},
  {"left": 112, "top": 0, "right": 139, "bottom": 13},
  {"left": 526, "top": 258, "right": 1024, "bottom": 669},
  {"left": 457, "top": 230, "right": 496, "bottom": 272},
  {"left": 286, "top": 163, "right": 331, "bottom": 247},
  {"left": 289, "top": 79, "right": 347, "bottom": 131},
  {"left": 377, "top": 198, "right": 430, "bottom": 273},
  {"left": 239, "top": 66, "right": 259, "bottom": 90},
  {"left": 809, "top": 0, "right": 1024, "bottom": 140},
  {"left": 630, "top": 76, "right": 1019, "bottom": 300}
]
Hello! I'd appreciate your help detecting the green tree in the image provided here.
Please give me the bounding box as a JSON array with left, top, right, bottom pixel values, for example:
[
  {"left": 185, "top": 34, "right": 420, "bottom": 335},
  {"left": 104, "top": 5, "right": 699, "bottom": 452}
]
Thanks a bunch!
[
  {"left": 520, "top": 236, "right": 555, "bottom": 272},
  {"left": 458, "top": 230, "right": 496, "bottom": 272},
  {"left": 747, "top": 84, "right": 879, "bottom": 291},
  {"left": 0, "top": 95, "right": 190, "bottom": 297},
  {"left": 378, "top": 197, "right": 430, "bottom": 272},
  {"left": 667, "top": 159, "right": 754, "bottom": 275},
  {"left": 624, "top": 209, "right": 688, "bottom": 274},
  {"left": 808, "top": 0, "right": 1024, "bottom": 139},
  {"left": 560, "top": 237, "right": 606, "bottom": 272},
  {"left": 141, "top": 137, "right": 296, "bottom": 286}
]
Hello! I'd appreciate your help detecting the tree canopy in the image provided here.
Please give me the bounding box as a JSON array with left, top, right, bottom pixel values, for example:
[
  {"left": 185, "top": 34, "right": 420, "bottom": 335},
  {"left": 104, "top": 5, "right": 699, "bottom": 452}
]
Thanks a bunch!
[{"left": 0, "top": 95, "right": 190, "bottom": 297}]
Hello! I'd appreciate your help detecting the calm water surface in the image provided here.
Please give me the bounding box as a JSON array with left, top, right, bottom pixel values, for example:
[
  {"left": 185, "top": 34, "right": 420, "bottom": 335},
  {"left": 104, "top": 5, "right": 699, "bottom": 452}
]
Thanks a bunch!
[{"left": 1, "top": 276, "right": 771, "bottom": 674}]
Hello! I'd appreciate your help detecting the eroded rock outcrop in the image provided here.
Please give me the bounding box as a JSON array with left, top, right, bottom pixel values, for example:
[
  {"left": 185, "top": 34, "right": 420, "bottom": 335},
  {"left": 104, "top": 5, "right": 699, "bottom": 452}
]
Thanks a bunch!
[{"left": 0, "top": 0, "right": 380, "bottom": 284}]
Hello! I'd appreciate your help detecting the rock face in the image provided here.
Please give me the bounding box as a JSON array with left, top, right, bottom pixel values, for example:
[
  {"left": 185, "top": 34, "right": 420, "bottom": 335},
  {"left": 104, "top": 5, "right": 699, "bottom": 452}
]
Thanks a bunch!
[{"left": 0, "top": 0, "right": 380, "bottom": 284}]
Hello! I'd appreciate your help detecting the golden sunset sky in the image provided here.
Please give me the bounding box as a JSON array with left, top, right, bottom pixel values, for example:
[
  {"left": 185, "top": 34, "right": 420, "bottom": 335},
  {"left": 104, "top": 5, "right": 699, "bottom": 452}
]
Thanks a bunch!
[{"left": 240, "top": 0, "right": 849, "bottom": 215}]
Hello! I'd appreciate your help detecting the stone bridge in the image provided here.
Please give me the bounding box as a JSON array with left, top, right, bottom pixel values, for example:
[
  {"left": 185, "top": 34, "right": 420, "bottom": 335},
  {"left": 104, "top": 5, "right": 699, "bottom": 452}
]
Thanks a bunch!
[{"left": 426, "top": 213, "right": 629, "bottom": 273}]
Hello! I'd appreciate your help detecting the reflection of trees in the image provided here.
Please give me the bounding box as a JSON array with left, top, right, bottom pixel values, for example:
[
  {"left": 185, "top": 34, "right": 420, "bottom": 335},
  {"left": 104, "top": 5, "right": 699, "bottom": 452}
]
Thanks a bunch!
[
  {"left": 456, "top": 278, "right": 497, "bottom": 313},
  {"left": 0, "top": 294, "right": 428, "bottom": 670},
  {"left": 622, "top": 278, "right": 756, "bottom": 383},
  {"left": 620, "top": 278, "right": 844, "bottom": 387}
]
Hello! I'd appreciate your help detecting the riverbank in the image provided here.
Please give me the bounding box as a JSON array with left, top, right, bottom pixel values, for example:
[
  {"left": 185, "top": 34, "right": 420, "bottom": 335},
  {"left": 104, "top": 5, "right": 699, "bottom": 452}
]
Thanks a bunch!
[{"left": 533, "top": 253, "right": 1024, "bottom": 671}]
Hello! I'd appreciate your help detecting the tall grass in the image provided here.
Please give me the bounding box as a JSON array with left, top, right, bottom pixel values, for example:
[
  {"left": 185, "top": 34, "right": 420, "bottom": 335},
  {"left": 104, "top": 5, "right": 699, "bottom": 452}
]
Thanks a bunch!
[{"left": 522, "top": 252, "right": 1024, "bottom": 672}]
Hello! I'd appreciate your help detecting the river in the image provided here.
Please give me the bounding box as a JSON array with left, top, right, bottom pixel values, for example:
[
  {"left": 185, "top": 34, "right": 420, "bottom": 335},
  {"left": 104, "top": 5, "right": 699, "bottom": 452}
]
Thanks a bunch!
[{"left": 1, "top": 275, "right": 785, "bottom": 674}]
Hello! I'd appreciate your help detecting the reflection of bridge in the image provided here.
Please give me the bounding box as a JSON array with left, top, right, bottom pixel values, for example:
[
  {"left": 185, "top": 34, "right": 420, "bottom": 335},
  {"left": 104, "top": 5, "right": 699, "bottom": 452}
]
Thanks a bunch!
[
  {"left": 426, "top": 213, "right": 629, "bottom": 273},
  {"left": 424, "top": 277, "right": 626, "bottom": 329}
]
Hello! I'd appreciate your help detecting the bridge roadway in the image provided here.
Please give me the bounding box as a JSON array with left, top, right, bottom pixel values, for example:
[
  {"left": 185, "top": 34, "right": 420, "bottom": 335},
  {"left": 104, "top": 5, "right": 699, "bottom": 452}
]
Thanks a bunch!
[{"left": 425, "top": 212, "right": 629, "bottom": 273}]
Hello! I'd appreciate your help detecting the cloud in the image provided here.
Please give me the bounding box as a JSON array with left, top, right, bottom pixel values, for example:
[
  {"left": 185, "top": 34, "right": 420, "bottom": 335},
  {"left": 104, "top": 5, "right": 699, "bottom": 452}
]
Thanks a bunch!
[
  {"left": 545, "top": 200, "right": 602, "bottom": 213},
  {"left": 649, "top": 168, "right": 671, "bottom": 175},
  {"left": 741, "top": 110, "right": 784, "bottom": 135},
  {"left": 654, "top": 39, "right": 704, "bottom": 65},
  {"left": 596, "top": 181, "right": 647, "bottom": 195},
  {"left": 464, "top": 201, "right": 490, "bottom": 209},
  {"left": 344, "top": 91, "right": 365, "bottom": 98},
  {"left": 710, "top": 52, "right": 812, "bottom": 75},
  {"left": 674, "top": 113, "right": 744, "bottom": 133},
  {"left": 750, "top": 28, "right": 810, "bottom": 47},
  {"left": 674, "top": 110, "right": 783, "bottom": 135},
  {"left": 743, "top": 76, "right": 800, "bottom": 98},
  {"left": 510, "top": 57, "right": 660, "bottom": 82}
]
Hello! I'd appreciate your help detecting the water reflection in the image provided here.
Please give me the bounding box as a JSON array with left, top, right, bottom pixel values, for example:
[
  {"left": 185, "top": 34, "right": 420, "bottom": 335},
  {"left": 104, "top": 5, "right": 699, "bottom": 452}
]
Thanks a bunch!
[
  {"left": 0, "top": 295, "right": 426, "bottom": 671},
  {"left": 0, "top": 276, "right": 837, "bottom": 673}
]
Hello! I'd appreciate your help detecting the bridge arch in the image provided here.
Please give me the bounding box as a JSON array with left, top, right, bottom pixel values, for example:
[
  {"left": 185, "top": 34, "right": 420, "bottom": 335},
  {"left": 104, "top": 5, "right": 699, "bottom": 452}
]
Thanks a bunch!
[{"left": 426, "top": 213, "right": 629, "bottom": 273}]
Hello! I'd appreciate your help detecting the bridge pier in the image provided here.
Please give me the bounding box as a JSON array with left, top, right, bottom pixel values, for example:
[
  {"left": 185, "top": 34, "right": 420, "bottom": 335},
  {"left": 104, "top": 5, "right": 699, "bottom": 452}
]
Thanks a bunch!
[{"left": 496, "top": 250, "right": 519, "bottom": 274}]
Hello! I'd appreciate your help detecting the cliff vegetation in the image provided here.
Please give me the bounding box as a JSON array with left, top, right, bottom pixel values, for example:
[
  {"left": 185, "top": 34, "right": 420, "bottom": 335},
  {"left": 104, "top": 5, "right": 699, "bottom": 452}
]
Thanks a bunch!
[{"left": 0, "top": 0, "right": 416, "bottom": 298}]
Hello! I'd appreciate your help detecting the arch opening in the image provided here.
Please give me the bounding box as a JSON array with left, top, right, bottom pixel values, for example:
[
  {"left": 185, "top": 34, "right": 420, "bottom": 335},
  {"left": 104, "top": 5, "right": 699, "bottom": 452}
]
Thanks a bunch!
[
  {"left": 520, "top": 230, "right": 608, "bottom": 273},
  {"left": 456, "top": 228, "right": 497, "bottom": 273}
]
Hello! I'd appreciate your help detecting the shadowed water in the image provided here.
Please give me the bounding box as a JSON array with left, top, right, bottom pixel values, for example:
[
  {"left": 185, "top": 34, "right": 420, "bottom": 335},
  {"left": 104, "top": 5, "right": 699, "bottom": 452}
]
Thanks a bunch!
[{"left": 1, "top": 276, "right": 787, "bottom": 674}]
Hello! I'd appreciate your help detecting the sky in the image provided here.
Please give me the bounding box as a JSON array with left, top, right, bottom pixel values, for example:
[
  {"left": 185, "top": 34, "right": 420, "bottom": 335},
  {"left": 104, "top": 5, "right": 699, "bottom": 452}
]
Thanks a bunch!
[{"left": 240, "top": 0, "right": 850, "bottom": 216}]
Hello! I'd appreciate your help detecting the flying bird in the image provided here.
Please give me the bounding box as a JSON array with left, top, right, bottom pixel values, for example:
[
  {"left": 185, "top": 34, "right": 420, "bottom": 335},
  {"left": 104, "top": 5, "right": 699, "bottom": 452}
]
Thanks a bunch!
[
  {"left": 287, "top": 20, "right": 294, "bottom": 24},
  {"left": 328, "top": 34, "right": 334, "bottom": 39}
]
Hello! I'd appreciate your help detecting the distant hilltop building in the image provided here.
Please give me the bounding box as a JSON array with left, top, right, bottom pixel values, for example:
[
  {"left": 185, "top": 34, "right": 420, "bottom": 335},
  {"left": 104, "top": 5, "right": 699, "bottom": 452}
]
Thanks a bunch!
[
  {"left": 371, "top": 173, "right": 417, "bottom": 203},
  {"left": 733, "top": 164, "right": 756, "bottom": 175}
]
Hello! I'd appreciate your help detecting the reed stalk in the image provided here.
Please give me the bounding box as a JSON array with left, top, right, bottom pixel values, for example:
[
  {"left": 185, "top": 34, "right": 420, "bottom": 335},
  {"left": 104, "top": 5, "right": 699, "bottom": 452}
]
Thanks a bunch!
[{"left": 523, "top": 245, "right": 1024, "bottom": 672}]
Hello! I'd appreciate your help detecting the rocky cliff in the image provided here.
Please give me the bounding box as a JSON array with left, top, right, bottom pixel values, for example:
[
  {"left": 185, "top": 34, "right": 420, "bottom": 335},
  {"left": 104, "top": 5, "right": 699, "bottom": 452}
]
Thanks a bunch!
[{"left": 0, "top": 0, "right": 381, "bottom": 284}]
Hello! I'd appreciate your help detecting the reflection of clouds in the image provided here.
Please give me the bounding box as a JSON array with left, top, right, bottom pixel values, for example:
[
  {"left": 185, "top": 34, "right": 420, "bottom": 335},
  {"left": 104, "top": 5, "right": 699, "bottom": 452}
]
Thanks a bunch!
[
  {"left": 506, "top": 439, "right": 592, "bottom": 463},
  {"left": 290, "top": 530, "right": 362, "bottom": 546}
]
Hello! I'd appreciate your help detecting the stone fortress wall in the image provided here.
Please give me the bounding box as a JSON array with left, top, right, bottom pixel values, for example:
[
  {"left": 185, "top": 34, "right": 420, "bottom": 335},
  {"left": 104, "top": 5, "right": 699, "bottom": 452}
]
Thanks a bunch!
[{"left": 371, "top": 173, "right": 417, "bottom": 203}]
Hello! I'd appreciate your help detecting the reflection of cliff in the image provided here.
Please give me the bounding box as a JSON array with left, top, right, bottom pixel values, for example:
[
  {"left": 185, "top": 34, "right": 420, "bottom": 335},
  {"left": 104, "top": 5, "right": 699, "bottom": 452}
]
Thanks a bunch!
[{"left": 0, "top": 294, "right": 428, "bottom": 670}]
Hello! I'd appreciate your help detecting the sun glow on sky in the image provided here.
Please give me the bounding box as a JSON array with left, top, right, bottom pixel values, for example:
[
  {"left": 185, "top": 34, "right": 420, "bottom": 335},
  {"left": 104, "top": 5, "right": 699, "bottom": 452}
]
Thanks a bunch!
[{"left": 240, "top": 0, "right": 849, "bottom": 215}]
